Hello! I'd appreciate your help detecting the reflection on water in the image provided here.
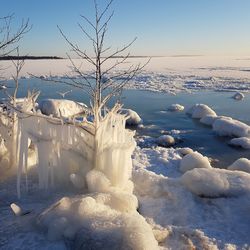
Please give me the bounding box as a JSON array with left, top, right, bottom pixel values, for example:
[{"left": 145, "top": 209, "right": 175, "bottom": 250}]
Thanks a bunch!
[{"left": 1, "top": 78, "right": 250, "bottom": 167}]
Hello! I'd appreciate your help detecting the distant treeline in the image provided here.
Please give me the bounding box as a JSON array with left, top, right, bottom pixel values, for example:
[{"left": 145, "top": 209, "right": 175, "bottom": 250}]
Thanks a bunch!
[{"left": 0, "top": 56, "right": 64, "bottom": 61}]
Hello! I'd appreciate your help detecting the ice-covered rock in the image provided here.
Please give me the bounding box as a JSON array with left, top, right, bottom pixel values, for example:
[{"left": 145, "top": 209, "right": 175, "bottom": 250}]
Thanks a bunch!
[
  {"left": 213, "top": 117, "right": 250, "bottom": 137},
  {"left": 186, "top": 104, "right": 216, "bottom": 119},
  {"left": 200, "top": 115, "right": 232, "bottom": 126},
  {"left": 39, "top": 99, "right": 87, "bottom": 118},
  {"left": 177, "top": 147, "right": 194, "bottom": 156},
  {"left": 232, "top": 92, "right": 244, "bottom": 100},
  {"left": 181, "top": 168, "right": 250, "bottom": 197},
  {"left": 229, "top": 137, "right": 250, "bottom": 149},
  {"left": 228, "top": 158, "right": 250, "bottom": 173},
  {"left": 121, "top": 108, "right": 142, "bottom": 126},
  {"left": 168, "top": 104, "right": 184, "bottom": 112},
  {"left": 179, "top": 152, "right": 212, "bottom": 173},
  {"left": 157, "top": 135, "right": 175, "bottom": 147}
]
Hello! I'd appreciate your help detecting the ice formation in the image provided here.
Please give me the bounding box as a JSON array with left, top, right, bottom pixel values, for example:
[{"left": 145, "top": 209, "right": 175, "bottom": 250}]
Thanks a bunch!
[
  {"left": 181, "top": 168, "right": 250, "bottom": 197},
  {"left": 186, "top": 104, "right": 216, "bottom": 119},
  {"left": 168, "top": 104, "right": 184, "bottom": 112},
  {"left": 157, "top": 135, "right": 175, "bottom": 147},
  {"left": 179, "top": 152, "right": 212, "bottom": 173},
  {"left": 120, "top": 108, "right": 142, "bottom": 126},
  {"left": 228, "top": 158, "right": 250, "bottom": 173},
  {"left": 232, "top": 92, "right": 244, "bottom": 100},
  {"left": 229, "top": 137, "right": 250, "bottom": 149},
  {"left": 39, "top": 99, "right": 88, "bottom": 118}
]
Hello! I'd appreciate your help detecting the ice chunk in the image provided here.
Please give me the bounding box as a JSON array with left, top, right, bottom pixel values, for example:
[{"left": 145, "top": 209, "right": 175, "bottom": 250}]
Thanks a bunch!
[
  {"left": 180, "top": 152, "right": 212, "bottom": 173},
  {"left": 10, "top": 203, "right": 22, "bottom": 216},
  {"left": 228, "top": 158, "right": 250, "bottom": 173},
  {"left": 229, "top": 137, "right": 250, "bottom": 149},
  {"left": 157, "top": 135, "right": 175, "bottom": 147},
  {"left": 39, "top": 99, "right": 87, "bottom": 118},
  {"left": 121, "top": 108, "right": 142, "bottom": 125},
  {"left": 187, "top": 104, "right": 216, "bottom": 119},
  {"left": 181, "top": 168, "right": 250, "bottom": 197},
  {"left": 168, "top": 104, "right": 184, "bottom": 112},
  {"left": 232, "top": 92, "right": 244, "bottom": 100},
  {"left": 213, "top": 117, "right": 250, "bottom": 137}
]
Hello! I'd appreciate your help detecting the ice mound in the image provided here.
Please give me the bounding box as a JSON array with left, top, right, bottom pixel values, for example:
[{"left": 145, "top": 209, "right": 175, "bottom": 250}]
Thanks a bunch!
[
  {"left": 39, "top": 99, "right": 87, "bottom": 118},
  {"left": 177, "top": 147, "right": 194, "bottom": 156},
  {"left": 228, "top": 158, "right": 250, "bottom": 173},
  {"left": 157, "top": 135, "right": 175, "bottom": 147},
  {"left": 229, "top": 137, "right": 250, "bottom": 149},
  {"left": 168, "top": 104, "right": 184, "bottom": 112},
  {"left": 213, "top": 117, "right": 250, "bottom": 137},
  {"left": 179, "top": 152, "right": 212, "bottom": 173},
  {"left": 186, "top": 104, "right": 216, "bottom": 119},
  {"left": 232, "top": 92, "right": 244, "bottom": 100},
  {"left": 200, "top": 115, "right": 232, "bottom": 126},
  {"left": 120, "top": 108, "right": 142, "bottom": 126},
  {"left": 181, "top": 168, "right": 250, "bottom": 197},
  {"left": 37, "top": 193, "right": 158, "bottom": 250}
]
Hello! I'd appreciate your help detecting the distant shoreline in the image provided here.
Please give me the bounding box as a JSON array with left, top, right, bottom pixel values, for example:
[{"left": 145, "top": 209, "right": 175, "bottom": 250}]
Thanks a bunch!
[{"left": 0, "top": 55, "right": 203, "bottom": 61}]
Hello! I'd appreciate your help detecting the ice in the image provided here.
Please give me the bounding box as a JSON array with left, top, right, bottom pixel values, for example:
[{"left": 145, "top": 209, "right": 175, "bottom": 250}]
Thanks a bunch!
[
  {"left": 228, "top": 158, "right": 250, "bottom": 173},
  {"left": 181, "top": 168, "right": 250, "bottom": 197},
  {"left": 120, "top": 108, "right": 142, "bottom": 126},
  {"left": 168, "top": 104, "right": 184, "bottom": 112},
  {"left": 213, "top": 117, "right": 250, "bottom": 137},
  {"left": 232, "top": 92, "right": 244, "bottom": 100},
  {"left": 39, "top": 99, "right": 87, "bottom": 118},
  {"left": 179, "top": 152, "right": 212, "bottom": 173},
  {"left": 200, "top": 115, "right": 232, "bottom": 126},
  {"left": 187, "top": 104, "right": 216, "bottom": 119},
  {"left": 229, "top": 137, "right": 250, "bottom": 149},
  {"left": 37, "top": 194, "right": 158, "bottom": 250},
  {"left": 10, "top": 203, "right": 22, "bottom": 216},
  {"left": 70, "top": 173, "right": 85, "bottom": 189},
  {"left": 157, "top": 135, "right": 175, "bottom": 147}
]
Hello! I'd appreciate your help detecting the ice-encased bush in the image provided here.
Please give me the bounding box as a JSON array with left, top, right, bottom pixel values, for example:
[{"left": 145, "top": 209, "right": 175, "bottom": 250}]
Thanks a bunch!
[
  {"left": 186, "top": 104, "right": 216, "bottom": 119},
  {"left": 228, "top": 158, "right": 250, "bottom": 173},
  {"left": 39, "top": 99, "right": 87, "bottom": 118},
  {"left": 37, "top": 193, "right": 158, "bottom": 250},
  {"left": 229, "top": 137, "right": 250, "bottom": 149},
  {"left": 213, "top": 117, "right": 250, "bottom": 137},
  {"left": 120, "top": 108, "right": 142, "bottom": 126},
  {"left": 179, "top": 152, "right": 212, "bottom": 173},
  {"left": 181, "top": 168, "right": 250, "bottom": 197}
]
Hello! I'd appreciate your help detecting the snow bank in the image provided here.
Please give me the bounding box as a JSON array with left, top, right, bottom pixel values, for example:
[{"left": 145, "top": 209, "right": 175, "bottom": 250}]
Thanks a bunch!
[
  {"left": 157, "top": 135, "right": 175, "bottom": 147},
  {"left": 39, "top": 99, "right": 87, "bottom": 118},
  {"left": 37, "top": 193, "right": 158, "bottom": 249},
  {"left": 181, "top": 168, "right": 250, "bottom": 197},
  {"left": 120, "top": 108, "right": 142, "bottom": 126},
  {"left": 229, "top": 137, "right": 250, "bottom": 149},
  {"left": 179, "top": 152, "right": 212, "bottom": 173},
  {"left": 213, "top": 117, "right": 250, "bottom": 137},
  {"left": 232, "top": 92, "right": 244, "bottom": 100},
  {"left": 168, "top": 104, "right": 184, "bottom": 112},
  {"left": 186, "top": 104, "right": 216, "bottom": 119},
  {"left": 228, "top": 158, "right": 250, "bottom": 173}
]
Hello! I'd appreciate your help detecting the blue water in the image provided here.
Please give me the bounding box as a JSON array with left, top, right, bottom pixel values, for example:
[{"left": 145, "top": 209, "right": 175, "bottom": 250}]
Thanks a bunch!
[{"left": 2, "top": 78, "right": 250, "bottom": 167}]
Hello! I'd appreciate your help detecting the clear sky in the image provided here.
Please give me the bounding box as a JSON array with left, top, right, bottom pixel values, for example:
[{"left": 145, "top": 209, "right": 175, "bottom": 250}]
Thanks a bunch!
[{"left": 1, "top": 0, "right": 250, "bottom": 57}]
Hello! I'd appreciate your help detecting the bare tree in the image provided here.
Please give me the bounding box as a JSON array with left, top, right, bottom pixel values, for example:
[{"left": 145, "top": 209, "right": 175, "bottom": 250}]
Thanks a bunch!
[{"left": 56, "top": 0, "right": 149, "bottom": 124}]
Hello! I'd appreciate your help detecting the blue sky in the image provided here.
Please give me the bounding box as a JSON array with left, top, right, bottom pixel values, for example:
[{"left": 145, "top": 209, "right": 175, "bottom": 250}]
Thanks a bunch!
[{"left": 1, "top": 0, "right": 250, "bottom": 57}]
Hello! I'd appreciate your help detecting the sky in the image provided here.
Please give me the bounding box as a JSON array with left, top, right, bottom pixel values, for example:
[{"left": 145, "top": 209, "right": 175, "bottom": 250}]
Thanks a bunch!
[{"left": 1, "top": 0, "right": 250, "bottom": 57}]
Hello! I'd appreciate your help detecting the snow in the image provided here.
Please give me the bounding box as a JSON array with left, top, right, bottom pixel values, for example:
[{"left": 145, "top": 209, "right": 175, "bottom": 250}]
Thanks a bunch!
[
  {"left": 157, "top": 135, "right": 175, "bottom": 147},
  {"left": 228, "top": 158, "right": 250, "bottom": 173},
  {"left": 187, "top": 104, "right": 216, "bottom": 119},
  {"left": 168, "top": 104, "right": 184, "bottom": 112},
  {"left": 229, "top": 137, "right": 250, "bottom": 149},
  {"left": 120, "top": 108, "right": 142, "bottom": 126},
  {"left": 232, "top": 92, "right": 244, "bottom": 100},
  {"left": 179, "top": 151, "right": 212, "bottom": 173},
  {"left": 39, "top": 99, "right": 87, "bottom": 118},
  {"left": 213, "top": 117, "right": 250, "bottom": 137}
]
